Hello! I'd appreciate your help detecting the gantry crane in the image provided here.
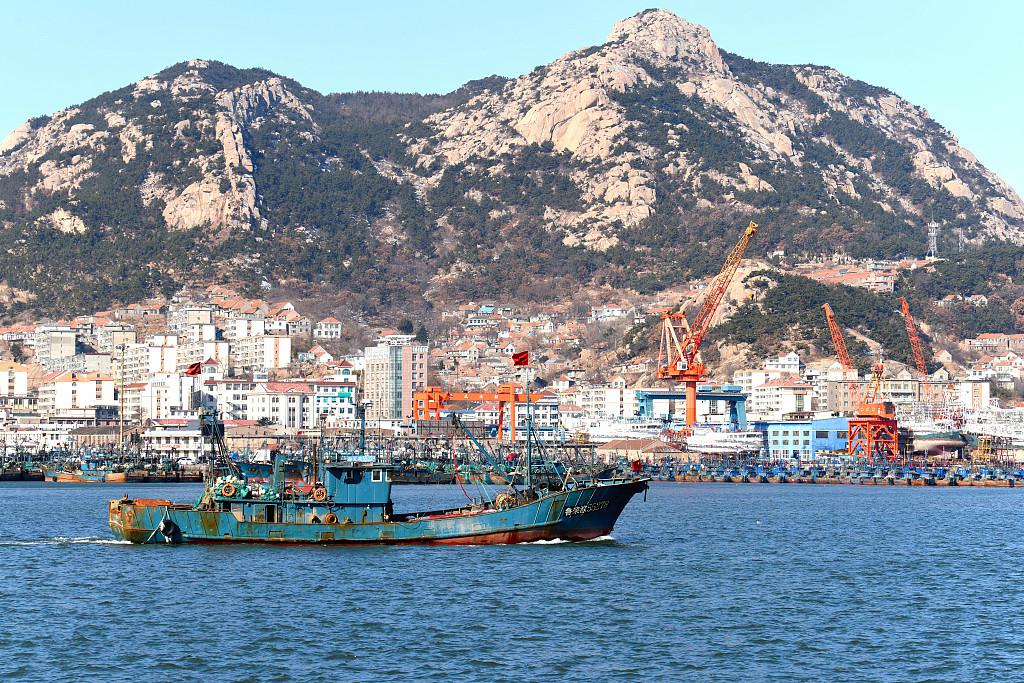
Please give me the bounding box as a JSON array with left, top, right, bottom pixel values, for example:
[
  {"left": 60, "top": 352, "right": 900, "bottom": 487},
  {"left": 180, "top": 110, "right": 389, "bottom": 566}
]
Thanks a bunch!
[
  {"left": 898, "top": 296, "right": 928, "bottom": 376},
  {"left": 657, "top": 220, "right": 758, "bottom": 429},
  {"left": 821, "top": 302, "right": 898, "bottom": 461},
  {"left": 848, "top": 359, "right": 899, "bottom": 462},
  {"left": 412, "top": 384, "right": 546, "bottom": 442}
]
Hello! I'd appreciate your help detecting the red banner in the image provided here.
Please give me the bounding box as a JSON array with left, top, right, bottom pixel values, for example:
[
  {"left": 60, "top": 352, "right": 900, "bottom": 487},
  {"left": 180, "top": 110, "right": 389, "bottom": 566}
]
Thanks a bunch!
[{"left": 512, "top": 351, "right": 529, "bottom": 367}]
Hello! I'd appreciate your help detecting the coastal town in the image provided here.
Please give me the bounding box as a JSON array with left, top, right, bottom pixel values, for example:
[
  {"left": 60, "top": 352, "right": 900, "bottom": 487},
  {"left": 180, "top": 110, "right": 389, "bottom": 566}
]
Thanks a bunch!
[{"left": 1, "top": 248, "right": 1020, "bottom": 467}]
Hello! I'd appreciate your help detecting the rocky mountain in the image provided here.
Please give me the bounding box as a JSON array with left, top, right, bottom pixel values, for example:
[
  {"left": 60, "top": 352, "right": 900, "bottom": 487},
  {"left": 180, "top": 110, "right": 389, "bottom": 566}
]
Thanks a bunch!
[{"left": 0, "top": 9, "right": 1021, "bottom": 318}]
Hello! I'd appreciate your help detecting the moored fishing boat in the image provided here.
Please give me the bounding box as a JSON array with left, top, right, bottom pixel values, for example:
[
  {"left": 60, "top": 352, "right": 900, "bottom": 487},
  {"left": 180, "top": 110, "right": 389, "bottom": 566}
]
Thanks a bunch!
[{"left": 56, "top": 465, "right": 108, "bottom": 483}]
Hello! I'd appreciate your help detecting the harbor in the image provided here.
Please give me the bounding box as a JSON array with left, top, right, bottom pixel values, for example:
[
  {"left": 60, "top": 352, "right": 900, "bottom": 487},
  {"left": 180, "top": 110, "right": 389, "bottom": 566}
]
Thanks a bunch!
[{"left": 5, "top": 426, "right": 1023, "bottom": 490}]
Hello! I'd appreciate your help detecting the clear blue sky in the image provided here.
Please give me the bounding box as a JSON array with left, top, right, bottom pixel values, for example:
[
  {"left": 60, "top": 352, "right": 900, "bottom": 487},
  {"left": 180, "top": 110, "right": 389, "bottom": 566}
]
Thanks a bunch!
[{"left": 2, "top": 1, "right": 1022, "bottom": 192}]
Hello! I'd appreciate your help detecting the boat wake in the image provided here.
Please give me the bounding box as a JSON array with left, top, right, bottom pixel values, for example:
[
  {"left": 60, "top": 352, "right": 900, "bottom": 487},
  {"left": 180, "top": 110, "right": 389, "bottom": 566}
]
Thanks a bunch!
[
  {"left": 523, "top": 535, "right": 616, "bottom": 545},
  {"left": 0, "top": 536, "right": 132, "bottom": 547}
]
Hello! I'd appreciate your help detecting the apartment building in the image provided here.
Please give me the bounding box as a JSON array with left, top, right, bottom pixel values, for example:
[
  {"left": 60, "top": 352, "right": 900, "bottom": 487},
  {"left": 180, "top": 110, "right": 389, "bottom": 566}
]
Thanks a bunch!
[
  {"left": 225, "top": 317, "right": 266, "bottom": 340},
  {"left": 177, "top": 339, "right": 230, "bottom": 371},
  {"left": 313, "top": 381, "right": 358, "bottom": 427},
  {"left": 229, "top": 335, "right": 292, "bottom": 374},
  {"left": 0, "top": 361, "right": 29, "bottom": 398},
  {"left": 96, "top": 322, "right": 137, "bottom": 353},
  {"left": 314, "top": 317, "right": 343, "bottom": 339},
  {"left": 33, "top": 325, "right": 77, "bottom": 369},
  {"left": 37, "top": 371, "right": 116, "bottom": 417},
  {"left": 119, "top": 336, "right": 179, "bottom": 384},
  {"left": 363, "top": 341, "right": 428, "bottom": 423},
  {"left": 247, "top": 381, "right": 316, "bottom": 430},
  {"left": 748, "top": 378, "right": 817, "bottom": 421},
  {"left": 168, "top": 306, "right": 214, "bottom": 334},
  {"left": 204, "top": 377, "right": 259, "bottom": 421}
]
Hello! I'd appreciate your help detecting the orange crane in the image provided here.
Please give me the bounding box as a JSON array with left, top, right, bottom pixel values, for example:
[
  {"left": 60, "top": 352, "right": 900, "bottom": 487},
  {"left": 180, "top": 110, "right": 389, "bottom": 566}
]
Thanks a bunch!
[
  {"left": 822, "top": 302, "right": 861, "bottom": 412},
  {"left": 821, "top": 302, "right": 898, "bottom": 461},
  {"left": 657, "top": 220, "right": 758, "bottom": 428},
  {"left": 848, "top": 359, "right": 899, "bottom": 462},
  {"left": 898, "top": 296, "right": 928, "bottom": 376},
  {"left": 822, "top": 303, "right": 853, "bottom": 370},
  {"left": 412, "top": 384, "right": 546, "bottom": 442}
]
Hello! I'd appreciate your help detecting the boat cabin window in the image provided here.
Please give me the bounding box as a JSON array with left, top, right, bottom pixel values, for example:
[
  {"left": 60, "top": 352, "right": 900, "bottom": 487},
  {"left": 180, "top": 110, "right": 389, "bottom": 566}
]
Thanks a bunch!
[{"left": 372, "top": 469, "right": 383, "bottom": 482}]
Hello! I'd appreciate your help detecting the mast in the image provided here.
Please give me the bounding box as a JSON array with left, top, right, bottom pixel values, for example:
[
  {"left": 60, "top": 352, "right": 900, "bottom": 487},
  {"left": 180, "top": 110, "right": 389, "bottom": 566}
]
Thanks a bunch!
[
  {"left": 524, "top": 363, "right": 532, "bottom": 490},
  {"left": 359, "top": 401, "right": 369, "bottom": 456}
]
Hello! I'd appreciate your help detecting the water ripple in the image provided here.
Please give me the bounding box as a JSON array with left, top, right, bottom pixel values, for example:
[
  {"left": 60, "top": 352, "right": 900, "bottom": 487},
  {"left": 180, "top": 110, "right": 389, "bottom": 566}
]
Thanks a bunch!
[{"left": 2, "top": 482, "right": 1024, "bottom": 681}]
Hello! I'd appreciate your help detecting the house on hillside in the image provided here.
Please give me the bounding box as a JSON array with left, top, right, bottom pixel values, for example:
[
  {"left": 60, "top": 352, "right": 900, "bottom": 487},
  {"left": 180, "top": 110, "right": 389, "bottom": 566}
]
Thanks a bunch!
[{"left": 314, "top": 317, "right": 343, "bottom": 339}]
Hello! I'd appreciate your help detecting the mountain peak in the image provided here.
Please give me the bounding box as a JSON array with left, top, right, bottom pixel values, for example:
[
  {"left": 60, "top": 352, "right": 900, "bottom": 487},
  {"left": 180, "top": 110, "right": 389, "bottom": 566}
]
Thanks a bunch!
[
  {"left": 607, "top": 9, "right": 726, "bottom": 74},
  {"left": 1, "top": 12, "right": 1022, "bottom": 320}
]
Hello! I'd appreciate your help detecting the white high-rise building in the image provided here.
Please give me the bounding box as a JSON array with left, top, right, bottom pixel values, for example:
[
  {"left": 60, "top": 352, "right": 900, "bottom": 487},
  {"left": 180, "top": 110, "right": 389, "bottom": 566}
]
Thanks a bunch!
[
  {"left": 0, "top": 361, "right": 29, "bottom": 398},
  {"left": 363, "top": 341, "right": 428, "bottom": 423}
]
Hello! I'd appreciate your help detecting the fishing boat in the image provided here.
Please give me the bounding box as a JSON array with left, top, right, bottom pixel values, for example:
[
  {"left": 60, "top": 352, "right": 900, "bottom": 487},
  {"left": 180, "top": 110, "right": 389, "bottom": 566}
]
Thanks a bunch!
[
  {"left": 51, "top": 459, "right": 122, "bottom": 483},
  {"left": 109, "top": 407, "right": 648, "bottom": 545},
  {"left": 110, "top": 456, "right": 646, "bottom": 545}
]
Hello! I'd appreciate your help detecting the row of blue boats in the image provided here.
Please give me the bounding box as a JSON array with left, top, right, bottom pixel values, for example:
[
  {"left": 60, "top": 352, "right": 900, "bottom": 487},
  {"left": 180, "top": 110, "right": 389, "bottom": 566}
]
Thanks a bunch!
[{"left": 647, "top": 462, "right": 1024, "bottom": 487}]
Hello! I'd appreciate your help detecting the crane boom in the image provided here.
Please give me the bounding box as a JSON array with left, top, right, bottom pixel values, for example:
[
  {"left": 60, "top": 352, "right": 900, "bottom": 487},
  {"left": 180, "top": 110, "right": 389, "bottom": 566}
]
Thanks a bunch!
[
  {"left": 821, "top": 303, "right": 853, "bottom": 370},
  {"left": 658, "top": 221, "right": 758, "bottom": 378},
  {"left": 899, "top": 296, "right": 928, "bottom": 376}
]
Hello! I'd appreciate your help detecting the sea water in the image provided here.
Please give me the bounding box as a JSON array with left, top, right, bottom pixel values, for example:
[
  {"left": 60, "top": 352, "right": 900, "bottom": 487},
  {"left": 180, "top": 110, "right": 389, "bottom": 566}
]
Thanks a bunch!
[{"left": 2, "top": 481, "right": 1023, "bottom": 682}]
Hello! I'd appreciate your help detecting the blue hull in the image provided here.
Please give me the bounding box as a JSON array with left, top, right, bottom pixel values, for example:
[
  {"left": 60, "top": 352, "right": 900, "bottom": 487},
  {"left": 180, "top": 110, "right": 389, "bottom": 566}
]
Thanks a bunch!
[{"left": 109, "top": 479, "right": 647, "bottom": 545}]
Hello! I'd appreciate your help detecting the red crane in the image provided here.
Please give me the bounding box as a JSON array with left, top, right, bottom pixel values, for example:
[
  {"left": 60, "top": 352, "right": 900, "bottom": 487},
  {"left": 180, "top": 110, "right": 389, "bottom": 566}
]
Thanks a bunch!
[
  {"left": 658, "top": 220, "right": 758, "bottom": 428},
  {"left": 898, "top": 296, "right": 928, "bottom": 376},
  {"left": 822, "top": 303, "right": 853, "bottom": 370}
]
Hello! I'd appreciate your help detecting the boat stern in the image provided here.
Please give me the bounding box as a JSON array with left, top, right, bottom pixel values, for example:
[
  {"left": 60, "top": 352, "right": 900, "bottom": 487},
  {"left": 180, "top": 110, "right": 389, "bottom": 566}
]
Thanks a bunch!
[{"left": 108, "top": 496, "right": 174, "bottom": 543}]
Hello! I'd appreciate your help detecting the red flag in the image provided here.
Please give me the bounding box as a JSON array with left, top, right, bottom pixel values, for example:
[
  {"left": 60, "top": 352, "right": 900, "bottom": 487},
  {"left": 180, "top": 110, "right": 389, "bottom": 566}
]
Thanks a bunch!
[
  {"left": 184, "top": 362, "right": 202, "bottom": 376},
  {"left": 512, "top": 351, "right": 529, "bottom": 367}
]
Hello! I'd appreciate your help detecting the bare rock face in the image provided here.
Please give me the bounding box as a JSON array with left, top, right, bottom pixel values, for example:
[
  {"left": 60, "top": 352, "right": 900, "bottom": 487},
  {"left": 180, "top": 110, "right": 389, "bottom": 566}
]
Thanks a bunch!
[
  {"left": 216, "top": 77, "right": 314, "bottom": 127},
  {"left": 410, "top": 8, "right": 1024, "bottom": 249},
  {"left": 0, "top": 8, "right": 1022, "bottom": 318},
  {"left": 0, "top": 60, "right": 325, "bottom": 239},
  {"left": 0, "top": 121, "right": 33, "bottom": 155},
  {"left": 40, "top": 208, "right": 87, "bottom": 234},
  {"left": 607, "top": 9, "right": 727, "bottom": 74},
  {"left": 162, "top": 176, "right": 256, "bottom": 237}
]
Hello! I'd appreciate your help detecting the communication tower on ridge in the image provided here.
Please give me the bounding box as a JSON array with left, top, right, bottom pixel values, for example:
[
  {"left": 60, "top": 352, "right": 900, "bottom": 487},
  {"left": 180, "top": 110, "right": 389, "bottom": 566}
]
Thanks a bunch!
[{"left": 926, "top": 220, "right": 940, "bottom": 259}]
